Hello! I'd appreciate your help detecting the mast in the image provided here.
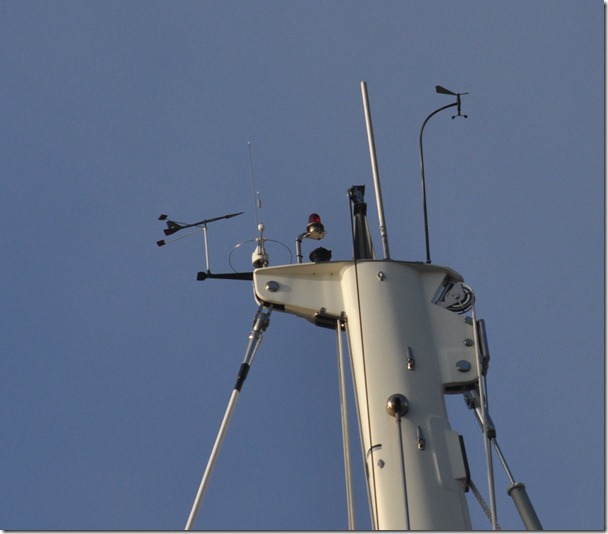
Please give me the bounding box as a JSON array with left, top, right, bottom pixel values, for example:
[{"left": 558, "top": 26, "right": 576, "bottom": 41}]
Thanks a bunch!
[
  {"left": 254, "top": 259, "right": 476, "bottom": 529},
  {"left": 251, "top": 82, "right": 474, "bottom": 528},
  {"left": 169, "top": 82, "right": 542, "bottom": 531}
]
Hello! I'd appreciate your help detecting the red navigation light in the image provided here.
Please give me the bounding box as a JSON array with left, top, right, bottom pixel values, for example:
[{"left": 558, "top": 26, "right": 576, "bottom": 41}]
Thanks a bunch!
[{"left": 306, "top": 213, "right": 325, "bottom": 240}]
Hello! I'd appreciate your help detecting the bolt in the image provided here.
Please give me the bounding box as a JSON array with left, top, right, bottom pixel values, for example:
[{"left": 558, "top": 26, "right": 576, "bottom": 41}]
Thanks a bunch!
[
  {"left": 456, "top": 360, "right": 471, "bottom": 372},
  {"left": 265, "top": 280, "right": 279, "bottom": 292}
]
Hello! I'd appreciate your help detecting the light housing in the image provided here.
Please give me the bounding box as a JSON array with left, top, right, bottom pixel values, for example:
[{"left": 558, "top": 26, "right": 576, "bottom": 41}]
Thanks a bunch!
[{"left": 306, "top": 213, "right": 326, "bottom": 240}]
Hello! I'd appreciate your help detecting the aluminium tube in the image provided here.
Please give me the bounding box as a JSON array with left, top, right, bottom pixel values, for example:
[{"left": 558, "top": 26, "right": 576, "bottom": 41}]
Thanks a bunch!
[
  {"left": 508, "top": 482, "right": 543, "bottom": 530},
  {"left": 360, "top": 81, "right": 390, "bottom": 259}
]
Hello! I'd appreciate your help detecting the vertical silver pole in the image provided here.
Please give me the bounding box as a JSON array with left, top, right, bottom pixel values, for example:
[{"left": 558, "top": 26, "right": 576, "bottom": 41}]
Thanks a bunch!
[
  {"left": 336, "top": 319, "right": 356, "bottom": 530},
  {"left": 202, "top": 223, "right": 210, "bottom": 273},
  {"left": 360, "top": 81, "right": 390, "bottom": 259}
]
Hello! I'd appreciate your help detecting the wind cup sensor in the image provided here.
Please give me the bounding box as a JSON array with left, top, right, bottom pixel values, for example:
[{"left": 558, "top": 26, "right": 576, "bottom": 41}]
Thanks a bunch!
[{"left": 435, "top": 85, "right": 469, "bottom": 119}]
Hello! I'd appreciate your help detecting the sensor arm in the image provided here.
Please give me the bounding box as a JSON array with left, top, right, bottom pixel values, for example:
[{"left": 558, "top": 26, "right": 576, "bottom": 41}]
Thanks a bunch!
[{"left": 197, "top": 271, "right": 253, "bottom": 281}]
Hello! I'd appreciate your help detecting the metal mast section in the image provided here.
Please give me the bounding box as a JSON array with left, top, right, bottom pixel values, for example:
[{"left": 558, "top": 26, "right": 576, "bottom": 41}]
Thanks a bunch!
[
  {"left": 250, "top": 83, "right": 476, "bottom": 529},
  {"left": 162, "top": 83, "right": 542, "bottom": 531},
  {"left": 253, "top": 248, "right": 477, "bottom": 529}
]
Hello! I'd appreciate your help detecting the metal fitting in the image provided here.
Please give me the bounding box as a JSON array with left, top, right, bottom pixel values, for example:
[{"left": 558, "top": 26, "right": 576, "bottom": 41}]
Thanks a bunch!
[
  {"left": 265, "top": 280, "right": 279, "bottom": 292},
  {"left": 456, "top": 360, "right": 471, "bottom": 372},
  {"left": 386, "top": 394, "right": 409, "bottom": 418}
]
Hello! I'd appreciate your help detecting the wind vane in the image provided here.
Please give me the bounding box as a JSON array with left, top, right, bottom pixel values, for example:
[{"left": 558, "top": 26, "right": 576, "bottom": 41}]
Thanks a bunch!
[{"left": 157, "top": 211, "right": 243, "bottom": 276}]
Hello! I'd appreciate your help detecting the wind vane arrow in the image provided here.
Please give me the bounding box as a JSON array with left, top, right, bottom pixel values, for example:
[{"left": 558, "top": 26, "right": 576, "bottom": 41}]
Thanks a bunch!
[
  {"left": 159, "top": 211, "right": 244, "bottom": 236},
  {"left": 156, "top": 210, "right": 244, "bottom": 280}
]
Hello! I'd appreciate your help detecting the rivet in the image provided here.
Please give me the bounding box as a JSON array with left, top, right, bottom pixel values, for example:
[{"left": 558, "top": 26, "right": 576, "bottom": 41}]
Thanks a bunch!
[
  {"left": 464, "top": 338, "right": 474, "bottom": 347},
  {"left": 377, "top": 459, "right": 385, "bottom": 468},
  {"left": 377, "top": 271, "right": 385, "bottom": 281},
  {"left": 265, "top": 280, "right": 279, "bottom": 292}
]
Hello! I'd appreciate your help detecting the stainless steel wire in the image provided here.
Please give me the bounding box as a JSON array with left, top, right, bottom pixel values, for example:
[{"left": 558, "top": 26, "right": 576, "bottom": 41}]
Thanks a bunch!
[
  {"left": 470, "top": 297, "right": 499, "bottom": 529},
  {"left": 336, "top": 319, "right": 356, "bottom": 530}
]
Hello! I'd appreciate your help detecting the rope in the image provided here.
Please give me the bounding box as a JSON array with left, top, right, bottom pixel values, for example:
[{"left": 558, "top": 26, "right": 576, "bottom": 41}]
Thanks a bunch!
[{"left": 469, "top": 478, "right": 502, "bottom": 530}]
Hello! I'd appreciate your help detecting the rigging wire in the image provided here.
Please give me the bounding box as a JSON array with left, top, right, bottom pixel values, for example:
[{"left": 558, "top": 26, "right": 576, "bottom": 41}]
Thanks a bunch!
[
  {"left": 158, "top": 226, "right": 205, "bottom": 245},
  {"left": 469, "top": 478, "right": 502, "bottom": 530},
  {"left": 491, "top": 438, "right": 516, "bottom": 486},
  {"left": 395, "top": 411, "right": 411, "bottom": 529},
  {"left": 463, "top": 311, "right": 543, "bottom": 530},
  {"left": 336, "top": 317, "right": 356, "bottom": 530},
  {"left": 347, "top": 201, "right": 380, "bottom": 530},
  {"left": 469, "top": 296, "right": 499, "bottom": 529}
]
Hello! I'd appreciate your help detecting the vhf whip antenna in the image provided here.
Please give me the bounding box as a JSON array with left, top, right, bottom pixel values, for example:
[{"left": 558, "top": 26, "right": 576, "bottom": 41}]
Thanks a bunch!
[
  {"left": 157, "top": 211, "right": 243, "bottom": 274},
  {"left": 247, "top": 142, "right": 269, "bottom": 269},
  {"left": 419, "top": 85, "right": 468, "bottom": 264}
]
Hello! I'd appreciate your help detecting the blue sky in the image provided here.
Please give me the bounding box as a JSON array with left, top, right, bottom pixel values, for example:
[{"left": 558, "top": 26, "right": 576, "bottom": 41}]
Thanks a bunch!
[{"left": 1, "top": 0, "right": 603, "bottom": 530}]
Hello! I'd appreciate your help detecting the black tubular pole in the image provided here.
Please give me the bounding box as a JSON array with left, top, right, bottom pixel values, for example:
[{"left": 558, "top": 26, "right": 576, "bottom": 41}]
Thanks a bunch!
[{"left": 418, "top": 102, "right": 457, "bottom": 264}]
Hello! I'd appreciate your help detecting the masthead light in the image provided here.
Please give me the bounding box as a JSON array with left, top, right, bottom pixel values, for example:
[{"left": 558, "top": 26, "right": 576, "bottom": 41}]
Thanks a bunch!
[{"left": 306, "top": 213, "right": 326, "bottom": 240}]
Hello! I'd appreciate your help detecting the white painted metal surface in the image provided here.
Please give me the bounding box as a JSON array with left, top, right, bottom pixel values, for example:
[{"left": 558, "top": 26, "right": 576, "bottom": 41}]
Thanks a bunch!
[{"left": 254, "top": 259, "right": 478, "bottom": 530}]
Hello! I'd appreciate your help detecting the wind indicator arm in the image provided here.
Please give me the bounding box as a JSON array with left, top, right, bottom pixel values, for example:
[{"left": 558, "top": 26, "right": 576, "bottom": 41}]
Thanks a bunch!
[
  {"left": 418, "top": 85, "right": 468, "bottom": 264},
  {"left": 196, "top": 271, "right": 253, "bottom": 281}
]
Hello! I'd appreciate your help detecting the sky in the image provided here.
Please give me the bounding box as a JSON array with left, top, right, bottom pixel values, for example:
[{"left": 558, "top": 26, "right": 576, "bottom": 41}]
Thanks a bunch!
[{"left": 1, "top": 0, "right": 604, "bottom": 530}]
